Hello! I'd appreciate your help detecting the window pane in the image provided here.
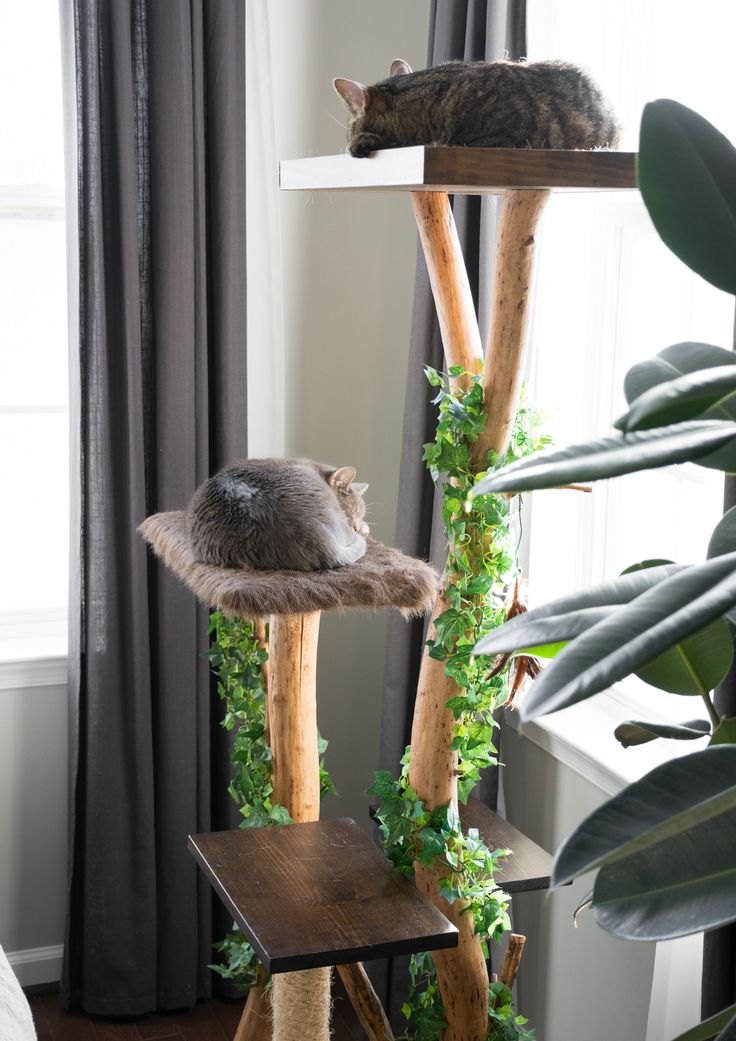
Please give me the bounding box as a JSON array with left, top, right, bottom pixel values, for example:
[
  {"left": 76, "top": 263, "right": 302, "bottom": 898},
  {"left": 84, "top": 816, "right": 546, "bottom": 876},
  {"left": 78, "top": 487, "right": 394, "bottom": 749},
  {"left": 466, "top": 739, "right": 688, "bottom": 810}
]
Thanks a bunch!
[
  {"left": 0, "top": 1, "right": 65, "bottom": 189},
  {"left": 0, "top": 217, "right": 68, "bottom": 407},
  {"left": 0, "top": 413, "right": 68, "bottom": 612}
]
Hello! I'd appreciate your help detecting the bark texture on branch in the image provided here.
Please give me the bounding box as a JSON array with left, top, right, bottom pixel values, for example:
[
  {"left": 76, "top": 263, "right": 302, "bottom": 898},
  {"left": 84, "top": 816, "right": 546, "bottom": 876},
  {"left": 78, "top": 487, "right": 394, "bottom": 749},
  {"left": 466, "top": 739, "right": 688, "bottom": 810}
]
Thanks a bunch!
[
  {"left": 411, "top": 191, "right": 484, "bottom": 392},
  {"left": 336, "top": 962, "right": 395, "bottom": 1040},
  {"left": 473, "top": 189, "right": 550, "bottom": 464}
]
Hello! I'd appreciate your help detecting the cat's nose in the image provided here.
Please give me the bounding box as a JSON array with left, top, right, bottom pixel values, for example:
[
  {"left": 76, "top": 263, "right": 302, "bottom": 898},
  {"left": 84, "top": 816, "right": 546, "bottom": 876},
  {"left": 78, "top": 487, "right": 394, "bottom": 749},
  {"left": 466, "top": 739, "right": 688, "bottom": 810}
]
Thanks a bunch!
[{"left": 359, "top": 522, "right": 370, "bottom": 535}]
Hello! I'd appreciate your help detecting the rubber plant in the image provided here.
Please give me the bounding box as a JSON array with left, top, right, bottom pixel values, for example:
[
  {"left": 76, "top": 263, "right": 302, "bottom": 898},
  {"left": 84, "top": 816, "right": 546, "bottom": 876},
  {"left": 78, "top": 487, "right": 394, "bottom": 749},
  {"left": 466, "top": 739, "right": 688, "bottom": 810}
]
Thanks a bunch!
[{"left": 470, "top": 100, "right": 736, "bottom": 1041}]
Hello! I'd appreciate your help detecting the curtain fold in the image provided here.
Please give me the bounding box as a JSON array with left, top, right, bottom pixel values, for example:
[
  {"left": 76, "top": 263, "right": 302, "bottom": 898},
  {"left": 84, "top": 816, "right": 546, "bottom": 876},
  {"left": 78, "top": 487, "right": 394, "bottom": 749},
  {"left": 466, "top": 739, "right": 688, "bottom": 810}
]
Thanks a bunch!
[
  {"left": 375, "top": 1, "right": 526, "bottom": 1025},
  {"left": 60, "top": 0, "right": 246, "bottom": 1015}
]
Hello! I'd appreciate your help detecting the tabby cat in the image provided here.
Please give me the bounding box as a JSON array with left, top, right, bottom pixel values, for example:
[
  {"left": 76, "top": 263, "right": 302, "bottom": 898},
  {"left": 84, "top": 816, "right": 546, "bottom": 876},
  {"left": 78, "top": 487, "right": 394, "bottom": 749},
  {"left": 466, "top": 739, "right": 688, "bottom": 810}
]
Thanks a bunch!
[
  {"left": 334, "top": 58, "right": 620, "bottom": 156},
  {"left": 187, "top": 458, "right": 369, "bottom": 572}
]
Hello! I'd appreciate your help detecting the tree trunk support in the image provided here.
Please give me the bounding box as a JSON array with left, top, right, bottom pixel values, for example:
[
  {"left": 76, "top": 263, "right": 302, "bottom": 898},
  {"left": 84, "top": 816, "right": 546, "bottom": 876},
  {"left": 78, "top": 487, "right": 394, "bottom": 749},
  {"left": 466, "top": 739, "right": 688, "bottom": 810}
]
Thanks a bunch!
[{"left": 409, "top": 188, "right": 549, "bottom": 1041}]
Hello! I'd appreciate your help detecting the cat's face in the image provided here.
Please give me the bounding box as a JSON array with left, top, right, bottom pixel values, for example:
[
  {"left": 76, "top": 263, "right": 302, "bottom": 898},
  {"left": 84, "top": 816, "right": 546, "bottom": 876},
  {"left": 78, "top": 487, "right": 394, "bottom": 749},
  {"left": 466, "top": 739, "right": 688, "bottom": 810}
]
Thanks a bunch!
[
  {"left": 328, "top": 466, "right": 370, "bottom": 535},
  {"left": 334, "top": 59, "right": 413, "bottom": 158}
]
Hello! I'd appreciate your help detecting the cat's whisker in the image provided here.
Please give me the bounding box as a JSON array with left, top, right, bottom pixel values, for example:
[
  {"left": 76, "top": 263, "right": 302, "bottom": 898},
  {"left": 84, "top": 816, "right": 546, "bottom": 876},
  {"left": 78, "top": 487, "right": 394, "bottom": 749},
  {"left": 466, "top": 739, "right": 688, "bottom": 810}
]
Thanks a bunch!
[{"left": 326, "top": 110, "right": 347, "bottom": 131}]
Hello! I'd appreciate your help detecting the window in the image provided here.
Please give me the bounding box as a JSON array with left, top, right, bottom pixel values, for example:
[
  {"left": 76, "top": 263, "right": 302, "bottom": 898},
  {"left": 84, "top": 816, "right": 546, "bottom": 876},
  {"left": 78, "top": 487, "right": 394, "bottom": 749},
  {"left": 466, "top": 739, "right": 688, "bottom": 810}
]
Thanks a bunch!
[
  {"left": 0, "top": 2, "right": 68, "bottom": 661},
  {"left": 522, "top": 0, "right": 736, "bottom": 723}
]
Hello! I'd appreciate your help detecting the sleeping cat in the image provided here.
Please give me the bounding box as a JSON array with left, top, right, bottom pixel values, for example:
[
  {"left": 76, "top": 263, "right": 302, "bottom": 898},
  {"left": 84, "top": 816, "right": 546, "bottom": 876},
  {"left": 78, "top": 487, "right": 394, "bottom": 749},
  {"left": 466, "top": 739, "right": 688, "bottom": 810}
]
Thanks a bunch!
[
  {"left": 334, "top": 58, "right": 620, "bottom": 157},
  {"left": 187, "top": 458, "right": 369, "bottom": 571}
]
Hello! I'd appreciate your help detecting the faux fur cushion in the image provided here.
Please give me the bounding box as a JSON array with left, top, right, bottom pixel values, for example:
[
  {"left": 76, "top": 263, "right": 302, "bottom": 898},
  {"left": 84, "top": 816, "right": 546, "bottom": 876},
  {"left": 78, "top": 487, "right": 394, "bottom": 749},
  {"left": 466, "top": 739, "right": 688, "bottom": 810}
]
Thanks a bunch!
[{"left": 139, "top": 511, "right": 437, "bottom": 619}]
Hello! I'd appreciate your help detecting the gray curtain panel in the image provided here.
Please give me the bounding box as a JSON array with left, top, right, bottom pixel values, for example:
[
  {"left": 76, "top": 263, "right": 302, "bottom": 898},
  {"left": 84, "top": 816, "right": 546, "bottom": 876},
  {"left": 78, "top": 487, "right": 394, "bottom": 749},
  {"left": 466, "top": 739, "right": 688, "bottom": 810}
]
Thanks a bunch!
[
  {"left": 374, "top": 1, "right": 526, "bottom": 1026},
  {"left": 60, "top": 0, "right": 246, "bottom": 1015},
  {"left": 702, "top": 310, "right": 736, "bottom": 1021}
]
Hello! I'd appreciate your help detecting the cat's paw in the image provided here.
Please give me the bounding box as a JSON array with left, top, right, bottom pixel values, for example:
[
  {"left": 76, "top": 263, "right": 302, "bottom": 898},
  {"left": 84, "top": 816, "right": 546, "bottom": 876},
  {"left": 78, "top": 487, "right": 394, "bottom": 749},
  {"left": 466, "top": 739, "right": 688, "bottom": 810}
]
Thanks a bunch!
[{"left": 349, "top": 133, "right": 383, "bottom": 158}]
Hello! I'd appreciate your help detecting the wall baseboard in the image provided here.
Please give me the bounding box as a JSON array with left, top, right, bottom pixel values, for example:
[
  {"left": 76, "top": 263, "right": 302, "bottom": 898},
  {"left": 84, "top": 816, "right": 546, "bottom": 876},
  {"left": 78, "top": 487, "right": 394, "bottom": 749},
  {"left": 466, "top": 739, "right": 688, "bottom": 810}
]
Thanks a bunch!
[{"left": 7, "top": 945, "right": 63, "bottom": 987}]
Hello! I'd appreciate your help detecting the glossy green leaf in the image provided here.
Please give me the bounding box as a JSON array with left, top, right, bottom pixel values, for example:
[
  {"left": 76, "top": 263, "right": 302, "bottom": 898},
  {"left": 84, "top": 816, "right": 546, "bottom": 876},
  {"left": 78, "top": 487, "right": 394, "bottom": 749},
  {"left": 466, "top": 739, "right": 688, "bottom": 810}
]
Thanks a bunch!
[
  {"left": 518, "top": 552, "right": 736, "bottom": 723},
  {"left": 616, "top": 366, "right": 736, "bottom": 432},
  {"left": 473, "top": 564, "right": 684, "bottom": 658},
  {"left": 592, "top": 801, "right": 736, "bottom": 939},
  {"left": 621, "top": 558, "right": 675, "bottom": 574},
  {"left": 552, "top": 746, "right": 736, "bottom": 886},
  {"left": 614, "top": 718, "right": 711, "bottom": 748},
  {"left": 474, "top": 606, "right": 615, "bottom": 657},
  {"left": 670, "top": 1005, "right": 736, "bottom": 1041},
  {"left": 711, "top": 718, "right": 736, "bottom": 746},
  {"left": 708, "top": 506, "right": 736, "bottom": 559},
  {"left": 471, "top": 421, "right": 736, "bottom": 496},
  {"left": 634, "top": 616, "right": 733, "bottom": 695},
  {"left": 638, "top": 100, "right": 736, "bottom": 294},
  {"left": 624, "top": 342, "right": 736, "bottom": 406}
]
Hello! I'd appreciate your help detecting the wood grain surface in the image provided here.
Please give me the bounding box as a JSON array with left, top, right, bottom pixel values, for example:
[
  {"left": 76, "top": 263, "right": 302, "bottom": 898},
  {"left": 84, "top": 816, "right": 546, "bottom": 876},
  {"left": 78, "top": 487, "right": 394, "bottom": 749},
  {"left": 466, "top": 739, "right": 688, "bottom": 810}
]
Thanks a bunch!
[
  {"left": 460, "top": 797, "right": 555, "bottom": 893},
  {"left": 188, "top": 818, "right": 458, "bottom": 973},
  {"left": 280, "top": 146, "right": 636, "bottom": 195}
]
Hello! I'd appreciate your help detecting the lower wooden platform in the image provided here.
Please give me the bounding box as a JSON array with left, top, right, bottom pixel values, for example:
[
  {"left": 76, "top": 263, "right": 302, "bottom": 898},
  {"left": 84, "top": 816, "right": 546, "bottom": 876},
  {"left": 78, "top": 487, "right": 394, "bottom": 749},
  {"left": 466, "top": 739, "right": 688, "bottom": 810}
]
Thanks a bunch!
[
  {"left": 189, "top": 818, "right": 458, "bottom": 974},
  {"left": 460, "top": 797, "right": 556, "bottom": 893}
]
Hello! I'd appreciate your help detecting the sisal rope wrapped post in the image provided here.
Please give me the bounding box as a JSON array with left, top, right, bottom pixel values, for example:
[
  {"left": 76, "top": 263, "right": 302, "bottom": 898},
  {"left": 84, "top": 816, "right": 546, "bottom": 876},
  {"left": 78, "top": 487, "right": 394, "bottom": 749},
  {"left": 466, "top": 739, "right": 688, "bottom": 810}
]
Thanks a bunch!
[
  {"left": 272, "top": 967, "right": 332, "bottom": 1041},
  {"left": 409, "top": 188, "right": 549, "bottom": 1041}
]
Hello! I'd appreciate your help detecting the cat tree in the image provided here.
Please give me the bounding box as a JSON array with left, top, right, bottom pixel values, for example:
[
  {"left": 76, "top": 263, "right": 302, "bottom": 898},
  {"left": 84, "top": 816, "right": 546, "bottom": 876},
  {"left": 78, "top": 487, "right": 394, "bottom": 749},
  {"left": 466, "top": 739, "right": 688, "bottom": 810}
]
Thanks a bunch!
[{"left": 141, "top": 144, "right": 635, "bottom": 1041}]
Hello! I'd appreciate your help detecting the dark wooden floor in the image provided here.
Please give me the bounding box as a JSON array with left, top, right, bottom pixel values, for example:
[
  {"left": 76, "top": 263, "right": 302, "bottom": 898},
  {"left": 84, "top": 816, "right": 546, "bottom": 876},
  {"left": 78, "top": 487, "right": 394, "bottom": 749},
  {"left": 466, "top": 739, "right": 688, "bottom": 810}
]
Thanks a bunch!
[{"left": 27, "top": 985, "right": 365, "bottom": 1041}]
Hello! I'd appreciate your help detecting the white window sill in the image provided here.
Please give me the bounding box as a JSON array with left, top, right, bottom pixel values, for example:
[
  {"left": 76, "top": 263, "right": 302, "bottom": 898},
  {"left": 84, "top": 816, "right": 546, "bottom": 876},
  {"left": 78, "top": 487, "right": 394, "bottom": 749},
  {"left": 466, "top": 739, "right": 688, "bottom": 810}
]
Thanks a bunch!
[
  {"left": 503, "top": 684, "right": 711, "bottom": 797},
  {"left": 0, "top": 638, "right": 67, "bottom": 690}
]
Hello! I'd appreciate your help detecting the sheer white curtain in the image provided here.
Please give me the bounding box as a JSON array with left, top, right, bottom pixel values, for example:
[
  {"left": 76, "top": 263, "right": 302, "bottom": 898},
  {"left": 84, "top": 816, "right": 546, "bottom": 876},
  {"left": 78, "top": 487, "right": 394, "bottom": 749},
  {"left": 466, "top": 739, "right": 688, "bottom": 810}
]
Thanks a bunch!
[{"left": 246, "top": 0, "right": 285, "bottom": 458}]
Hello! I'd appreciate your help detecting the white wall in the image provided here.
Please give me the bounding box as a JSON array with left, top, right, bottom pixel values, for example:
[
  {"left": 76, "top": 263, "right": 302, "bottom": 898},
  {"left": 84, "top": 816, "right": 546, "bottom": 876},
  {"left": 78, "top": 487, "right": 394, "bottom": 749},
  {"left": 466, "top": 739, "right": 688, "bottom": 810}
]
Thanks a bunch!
[
  {"left": 267, "top": 0, "right": 430, "bottom": 821},
  {"left": 502, "top": 722, "right": 703, "bottom": 1041},
  {"left": 0, "top": 681, "right": 67, "bottom": 984}
]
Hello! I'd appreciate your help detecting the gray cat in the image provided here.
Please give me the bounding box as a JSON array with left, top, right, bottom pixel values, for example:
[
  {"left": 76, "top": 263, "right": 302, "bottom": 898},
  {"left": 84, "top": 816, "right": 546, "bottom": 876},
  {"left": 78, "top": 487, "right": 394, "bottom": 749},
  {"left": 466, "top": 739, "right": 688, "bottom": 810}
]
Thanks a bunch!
[
  {"left": 334, "top": 58, "right": 620, "bottom": 157},
  {"left": 187, "top": 458, "right": 369, "bottom": 571}
]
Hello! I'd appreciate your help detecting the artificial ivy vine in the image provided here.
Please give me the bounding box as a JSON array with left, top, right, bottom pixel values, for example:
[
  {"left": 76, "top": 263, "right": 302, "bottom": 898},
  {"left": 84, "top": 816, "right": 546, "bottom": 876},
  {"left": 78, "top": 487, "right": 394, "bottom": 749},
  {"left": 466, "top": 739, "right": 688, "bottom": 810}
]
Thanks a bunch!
[
  {"left": 206, "top": 612, "right": 335, "bottom": 988},
  {"left": 205, "top": 367, "right": 546, "bottom": 1037},
  {"left": 370, "top": 366, "right": 548, "bottom": 1041}
]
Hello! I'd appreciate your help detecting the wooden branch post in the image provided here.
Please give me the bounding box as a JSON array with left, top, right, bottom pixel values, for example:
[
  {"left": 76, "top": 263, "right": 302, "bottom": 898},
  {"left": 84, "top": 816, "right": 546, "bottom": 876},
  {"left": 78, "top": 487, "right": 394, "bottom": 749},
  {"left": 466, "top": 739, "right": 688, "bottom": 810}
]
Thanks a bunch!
[{"left": 409, "top": 188, "right": 549, "bottom": 1041}]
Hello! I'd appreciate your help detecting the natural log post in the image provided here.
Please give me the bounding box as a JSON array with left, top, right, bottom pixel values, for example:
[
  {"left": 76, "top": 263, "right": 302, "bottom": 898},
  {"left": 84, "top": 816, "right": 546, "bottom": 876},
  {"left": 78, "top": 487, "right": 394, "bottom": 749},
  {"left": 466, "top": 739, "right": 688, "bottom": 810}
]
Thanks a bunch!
[
  {"left": 268, "top": 613, "right": 326, "bottom": 1041},
  {"left": 336, "top": 963, "right": 395, "bottom": 1041},
  {"left": 473, "top": 189, "right": 550, "bottom": 464},
  {"left": 408, "top": 188, "right": 549, "bottom": 1041},
  {"left": 411, "top": 192, "right": 484, "bottom": 391},
  {"left": 269, "top": 613, "right": 321, "bottom": 822}
]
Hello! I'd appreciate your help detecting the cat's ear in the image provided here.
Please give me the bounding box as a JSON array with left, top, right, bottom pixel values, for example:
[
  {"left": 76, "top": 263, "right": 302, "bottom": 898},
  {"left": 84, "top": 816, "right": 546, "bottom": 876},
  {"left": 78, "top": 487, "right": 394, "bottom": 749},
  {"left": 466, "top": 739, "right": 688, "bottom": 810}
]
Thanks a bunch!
[
  {"left": 330, "top": 466, "right": 357, "bottom": 490},
  {"left": 333, "top": 78, "right": 369, "bottom": 117},
  {"left": 352, "top": 482, "right": 369, "bottom": 496},
  {"left": 390, "top": 58, "right": 413, "bottom": 77}
]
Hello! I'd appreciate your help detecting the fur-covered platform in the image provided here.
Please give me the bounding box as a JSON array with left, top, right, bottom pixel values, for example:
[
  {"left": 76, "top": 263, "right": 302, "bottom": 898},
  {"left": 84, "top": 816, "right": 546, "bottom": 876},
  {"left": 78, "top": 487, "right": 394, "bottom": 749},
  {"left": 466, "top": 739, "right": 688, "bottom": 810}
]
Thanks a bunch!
[{"left": 139, "top": 511, "right": 437, "bottom": 618}]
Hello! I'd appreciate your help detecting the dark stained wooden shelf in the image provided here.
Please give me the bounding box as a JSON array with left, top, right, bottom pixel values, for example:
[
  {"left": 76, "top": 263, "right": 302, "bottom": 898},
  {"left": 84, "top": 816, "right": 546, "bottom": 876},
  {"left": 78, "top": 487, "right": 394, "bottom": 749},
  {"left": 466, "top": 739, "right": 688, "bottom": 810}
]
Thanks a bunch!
[
  {"left": 280, "top": 145, "right": 637, "bottom": 195},
  {"left": 461, "top": 797, "right": 556, "bottom": 893},
  {"left": 189, "top": 817, "right": 458, "bottom": 974}
]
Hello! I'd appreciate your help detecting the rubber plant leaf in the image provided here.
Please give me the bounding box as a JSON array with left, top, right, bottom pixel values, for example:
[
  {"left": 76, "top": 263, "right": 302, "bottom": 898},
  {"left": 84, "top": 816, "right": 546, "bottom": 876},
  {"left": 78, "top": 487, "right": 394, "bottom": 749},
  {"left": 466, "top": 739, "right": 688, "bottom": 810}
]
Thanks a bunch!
[
  {"left": 474, "top": 606, "right": 615, "bottom": 657},
  {"left": 471, "top": 421, "right": 736, "bottom": 496},
  {"left": 616, "top": 365, "right": 736, "bottom": 432},
  {"left": 613, "top": 718, "right": 711, "bottom": 748},
  {"left": 591, "top": 802, "right": 736, "bottom": 939},
  {"left": 472, "top": 564, "right": 684, "bottom": 658},
  {"left": 669, "top": 1003, "right": 736, "bottom": 1041},
  {"left": 708, "top": 505, "right": 736, "bottom": 559},
  {"left": 518, "top": 551, "right": 736, "bottom": 723},
  {"left": 634, "top": 615, "right": 733, "bottom": 695},
  {"left": 624, "top": 342, "right": 736, "bottom": 405},
  {"left": 551, "top": 745, "right": 736, "bottom": 886},
  {"left": 637, "top": 99, "right": 736, "bottom": 294}
]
